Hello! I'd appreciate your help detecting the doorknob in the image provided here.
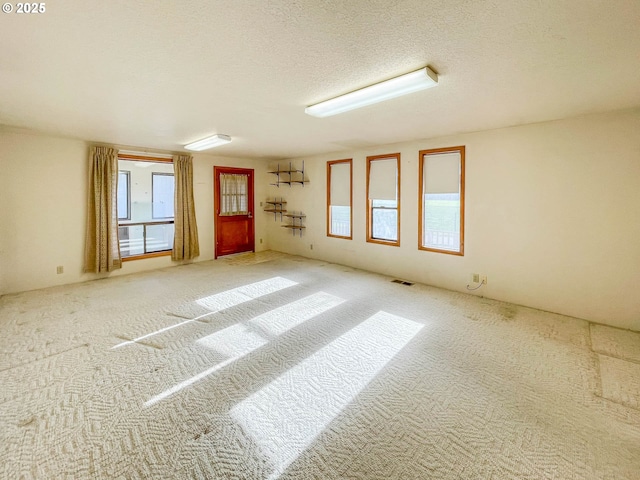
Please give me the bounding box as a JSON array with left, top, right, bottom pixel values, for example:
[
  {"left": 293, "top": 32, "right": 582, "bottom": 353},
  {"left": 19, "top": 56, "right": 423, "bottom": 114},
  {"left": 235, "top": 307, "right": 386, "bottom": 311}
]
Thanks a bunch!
[{"left": 248, "top": 213, "right": 253, "bottom": 218}]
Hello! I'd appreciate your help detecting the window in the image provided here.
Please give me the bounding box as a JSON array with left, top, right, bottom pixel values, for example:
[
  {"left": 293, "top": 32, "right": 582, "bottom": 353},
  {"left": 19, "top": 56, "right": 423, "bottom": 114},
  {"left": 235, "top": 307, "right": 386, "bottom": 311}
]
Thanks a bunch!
[
  {"left": 419, "top": 146, "right": 465, "bottom": 255},
  {"left": 327, "top": 159, "right": 352, "bottom": 239},
  {"left": 116, "top": 155, "right": 175, "bottom": 260},
  {"left": 152, "top": 173, "right": 175, "bottom": 219},
  {"left": 366, "top": 153, "right": 400, "bottom": 246},
  {"left": 220, "top": 173, "right": 249, "bottom": 216},
  {"left": 117, "top": 171, "right": 130, "bottom": 220}
]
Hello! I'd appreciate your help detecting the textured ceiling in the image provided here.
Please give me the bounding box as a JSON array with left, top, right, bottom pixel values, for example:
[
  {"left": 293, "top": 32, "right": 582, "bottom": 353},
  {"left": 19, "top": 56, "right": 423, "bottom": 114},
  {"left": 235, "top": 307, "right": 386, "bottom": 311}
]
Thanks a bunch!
[{"left": 1, "top": 0, "right": 639, "bottom": 159}]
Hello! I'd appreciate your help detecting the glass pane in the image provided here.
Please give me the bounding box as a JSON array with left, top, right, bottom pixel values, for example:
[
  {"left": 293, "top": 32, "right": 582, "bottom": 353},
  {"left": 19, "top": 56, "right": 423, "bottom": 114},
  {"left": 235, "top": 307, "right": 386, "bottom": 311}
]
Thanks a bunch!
[
  {"left": 330, "top": 206, "right": 351, "bottom": 236},
  {"left": 152, "top": 174, "right": 175, "bottom": 219},
  {"left": 118, "top": 225, "right": 144, "bottom": 258},
  {"left": 372, "top": 207, "right": 398, "bottom": 241},
  {"left": 422, "top": 193, "right": 460, "bottom": 251},
  {"left": 117, "top": 172, "right": 129, "bottom": 220},
  {"left": 146, "top": 223, "right": 174, "bottom": 253},
  {"left": 371, "top": 199, "right": 397, "bottom": 208}
]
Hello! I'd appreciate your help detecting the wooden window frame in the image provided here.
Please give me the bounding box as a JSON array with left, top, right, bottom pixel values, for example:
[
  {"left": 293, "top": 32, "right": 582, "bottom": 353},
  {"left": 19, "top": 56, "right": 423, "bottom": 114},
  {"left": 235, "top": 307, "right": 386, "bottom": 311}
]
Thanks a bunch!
[
  {"left": 418, "top": 145, "right": 465, "bottom": 256},
  {"left": 117, "top": 154, "right": 174, "bottom": 261},
  {"left": 118, "top": 154, "right": 173, "bottom": 164},
  {"left": 326, "top": 158, "right": 353, "bottom": 240},
  {"left": 121, "top": 250, "right": 172, "bottom": 262},
  {"left": 366, "top": 153, "right": 401, "bottom": 247}
]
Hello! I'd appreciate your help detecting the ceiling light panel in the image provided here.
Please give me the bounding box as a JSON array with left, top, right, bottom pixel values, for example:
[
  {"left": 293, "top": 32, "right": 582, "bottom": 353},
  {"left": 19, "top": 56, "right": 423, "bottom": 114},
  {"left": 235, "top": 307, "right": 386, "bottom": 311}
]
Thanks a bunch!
[
  {"left": 184, "top": 134, "right": 232, "bottom": 151},
  {"left": 305, "top": 67, "right": 438, "bottom": 118}
]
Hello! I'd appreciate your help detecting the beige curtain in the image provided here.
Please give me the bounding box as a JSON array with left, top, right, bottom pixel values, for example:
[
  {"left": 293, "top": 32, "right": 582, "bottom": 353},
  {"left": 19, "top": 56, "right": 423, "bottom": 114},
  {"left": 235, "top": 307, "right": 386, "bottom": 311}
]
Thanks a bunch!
[
  {"left": 84, "top": 146, "right": 122, "bottom": 273},
  {"left": 172, "top": 154, "right": 200, "bottom": 260},
  {"left": 220, "top": 173, "right": 249, "bottom": 215}
]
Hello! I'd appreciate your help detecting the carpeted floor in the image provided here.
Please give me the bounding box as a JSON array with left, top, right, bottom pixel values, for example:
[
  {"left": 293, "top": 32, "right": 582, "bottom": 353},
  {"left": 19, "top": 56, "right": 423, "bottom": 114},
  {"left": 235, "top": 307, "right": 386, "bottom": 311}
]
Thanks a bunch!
[{"left": 1, "top": 252, "right": 639, "bottom": 479}]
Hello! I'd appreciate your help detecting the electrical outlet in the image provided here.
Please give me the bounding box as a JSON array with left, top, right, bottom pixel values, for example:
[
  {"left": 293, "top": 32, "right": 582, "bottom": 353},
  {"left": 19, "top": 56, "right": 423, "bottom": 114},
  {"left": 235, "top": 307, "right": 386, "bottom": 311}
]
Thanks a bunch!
[
  {"left": 260, "top": 201, "right": 263, "bottom": 207},
  {"left": 259, "top": 238, "right": 263, "bottom": 244},
  {"left": 472, "top": 273, "right": 480, "bottom": 283},
  {"left": 310, "top": 244, "right": 313, "bottom": 250},
  {"left": 56, "top": 266, "right": 64, "bottom": 274},
  {"left": 480, "top": 275, "right": 488, "bottom": 285}
]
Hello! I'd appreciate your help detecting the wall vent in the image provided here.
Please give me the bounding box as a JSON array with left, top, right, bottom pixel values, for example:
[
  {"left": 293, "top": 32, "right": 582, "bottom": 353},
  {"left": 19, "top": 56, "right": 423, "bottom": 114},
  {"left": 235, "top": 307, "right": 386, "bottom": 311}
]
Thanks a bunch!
[{"left": 391, "top": 279, "right": 414, "bottom": 286}]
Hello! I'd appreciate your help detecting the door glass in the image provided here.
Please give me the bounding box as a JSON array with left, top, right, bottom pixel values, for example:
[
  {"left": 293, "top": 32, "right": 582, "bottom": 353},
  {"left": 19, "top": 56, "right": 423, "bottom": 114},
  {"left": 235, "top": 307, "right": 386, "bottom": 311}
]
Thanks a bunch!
[{"left": 220, "top": 173, "right": 249, "bottom": 216}]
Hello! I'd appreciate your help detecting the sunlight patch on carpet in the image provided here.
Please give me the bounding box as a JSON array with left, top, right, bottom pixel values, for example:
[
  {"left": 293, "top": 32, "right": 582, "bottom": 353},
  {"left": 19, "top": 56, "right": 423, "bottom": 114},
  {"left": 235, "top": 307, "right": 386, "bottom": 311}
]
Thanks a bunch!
[
  {"left": 145, "top": 292, "right": 344, "bottom": 406},
  {"left": 113, "top": 276, "right": 297, "bottom": 349},
  {"left": 196, "top": 276, "right": 298, "bottom": 311},
  {"left": 230, "top": 311, "right": 424, "bottom": 479}
]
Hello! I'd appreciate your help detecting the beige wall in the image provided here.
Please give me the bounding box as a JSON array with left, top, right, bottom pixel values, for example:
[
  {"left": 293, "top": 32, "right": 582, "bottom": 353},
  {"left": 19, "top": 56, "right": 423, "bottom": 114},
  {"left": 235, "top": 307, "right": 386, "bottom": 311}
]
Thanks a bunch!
[
  {"left": 0, "top": 130, "right": 89, "bottom": 294},
  {"left": 0, "top": 128, "right": 268, "bottom": 295},
  {"left": 266, "top": 109, "right": 640, "bottom": 330},
  {"left": 2, "top": 109, "right": 638, "bottom": 330}
]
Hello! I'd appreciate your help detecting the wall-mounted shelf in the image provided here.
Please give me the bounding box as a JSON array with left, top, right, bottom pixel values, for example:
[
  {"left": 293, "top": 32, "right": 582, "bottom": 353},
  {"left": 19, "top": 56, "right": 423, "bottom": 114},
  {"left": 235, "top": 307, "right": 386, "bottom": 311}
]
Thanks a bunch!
[
  {"left": 269, "top": 161, "right": 309, "bottom": 187},
  {"left": 282, "top": 212, "right": 306, "bottom": 237},
  {"left": 264, "top": 198, "right": 287, "bottom": 221}
]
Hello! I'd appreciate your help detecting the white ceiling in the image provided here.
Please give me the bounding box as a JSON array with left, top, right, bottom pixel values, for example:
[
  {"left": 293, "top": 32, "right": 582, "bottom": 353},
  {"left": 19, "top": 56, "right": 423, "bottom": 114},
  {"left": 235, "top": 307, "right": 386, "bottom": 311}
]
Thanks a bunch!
[{"left": 1, "top": 0, "right": 639, "bottom": 159}]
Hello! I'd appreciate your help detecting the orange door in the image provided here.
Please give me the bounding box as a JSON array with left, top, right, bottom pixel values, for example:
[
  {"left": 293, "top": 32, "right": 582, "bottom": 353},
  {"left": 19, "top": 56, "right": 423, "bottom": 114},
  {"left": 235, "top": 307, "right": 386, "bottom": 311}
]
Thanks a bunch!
[{"left": 214, "top": 166, "right": 255, "bottom": 258}]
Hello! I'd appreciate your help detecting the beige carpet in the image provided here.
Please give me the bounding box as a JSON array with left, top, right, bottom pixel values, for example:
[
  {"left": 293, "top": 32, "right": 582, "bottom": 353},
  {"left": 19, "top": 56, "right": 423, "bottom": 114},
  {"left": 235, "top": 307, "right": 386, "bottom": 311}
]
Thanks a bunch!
[{"left": 1, "top": 252, "right": 639, "bottom": 479}]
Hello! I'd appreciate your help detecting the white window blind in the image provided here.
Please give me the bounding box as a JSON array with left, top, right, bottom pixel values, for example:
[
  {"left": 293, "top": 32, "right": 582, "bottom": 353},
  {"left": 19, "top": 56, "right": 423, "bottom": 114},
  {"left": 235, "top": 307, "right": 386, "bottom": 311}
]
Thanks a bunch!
[
  {"left": 368, "top": 158, "right": 397, "bottom": 200},
  {"left": 330, "top": 162, "right": 351, "bottom": 206},
  {"left": 423, "top": 152, "right": 460, "bottom": 194}
]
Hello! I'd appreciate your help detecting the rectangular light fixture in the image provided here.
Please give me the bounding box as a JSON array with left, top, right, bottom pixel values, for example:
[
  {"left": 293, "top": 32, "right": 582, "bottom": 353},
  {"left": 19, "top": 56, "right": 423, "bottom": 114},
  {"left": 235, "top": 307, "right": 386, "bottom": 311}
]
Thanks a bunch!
[
  {"left": 184, "top": 134, "right": 232, "bottom": 151},
  {"left": 305, "top": 66, "right": 438, "bottom": 118}
]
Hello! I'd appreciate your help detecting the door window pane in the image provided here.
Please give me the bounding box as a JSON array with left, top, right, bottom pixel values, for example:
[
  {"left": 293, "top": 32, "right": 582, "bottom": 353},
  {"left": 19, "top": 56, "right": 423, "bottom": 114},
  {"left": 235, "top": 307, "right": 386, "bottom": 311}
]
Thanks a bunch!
[{"left": 220, "top": 173, "right": 249, "bottom": 216}]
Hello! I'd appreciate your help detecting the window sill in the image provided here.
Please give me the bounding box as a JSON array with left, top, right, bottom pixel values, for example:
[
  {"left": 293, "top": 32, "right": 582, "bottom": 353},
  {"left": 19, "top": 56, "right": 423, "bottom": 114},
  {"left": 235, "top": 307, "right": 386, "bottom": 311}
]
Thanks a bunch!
[
  {"left": 122, "top": 251, "right": 172, "bottom": 262},
  {"left": 418, "top": 245, "right": 464, "bottom": 256},
  {"left": 366, "top": 238, "right": 400, "bottom": 247}
]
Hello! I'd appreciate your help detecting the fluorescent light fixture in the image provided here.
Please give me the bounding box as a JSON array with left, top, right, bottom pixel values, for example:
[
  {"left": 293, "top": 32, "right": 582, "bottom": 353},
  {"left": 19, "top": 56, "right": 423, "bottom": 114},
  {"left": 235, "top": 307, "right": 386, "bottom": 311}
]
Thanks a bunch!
[
  {"left": 305, "top": 66, "right": 438, "bottom": 118},
  {"left": 184, "top": 134, "right": 232, "bottom": 151}
]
